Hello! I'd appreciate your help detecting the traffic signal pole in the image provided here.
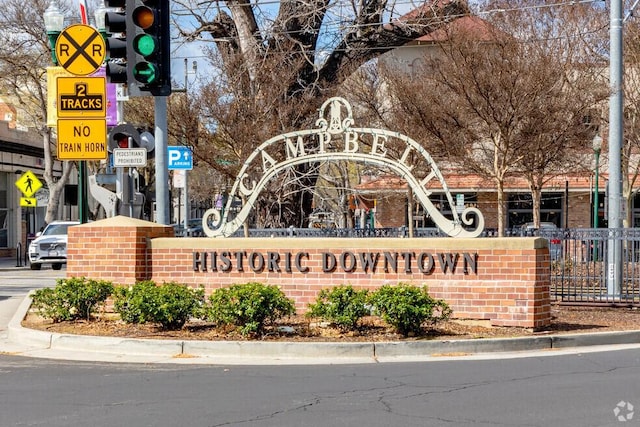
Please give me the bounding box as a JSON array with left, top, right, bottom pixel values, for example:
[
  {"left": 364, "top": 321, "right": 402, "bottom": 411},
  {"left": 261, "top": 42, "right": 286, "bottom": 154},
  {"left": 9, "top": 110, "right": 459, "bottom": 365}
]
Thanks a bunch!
[
  {"left": 103, "top": 0, "right": 171, "bottom": 224},
  {"left": 155, "top": 96, "right": 170, "bottom": 224}
]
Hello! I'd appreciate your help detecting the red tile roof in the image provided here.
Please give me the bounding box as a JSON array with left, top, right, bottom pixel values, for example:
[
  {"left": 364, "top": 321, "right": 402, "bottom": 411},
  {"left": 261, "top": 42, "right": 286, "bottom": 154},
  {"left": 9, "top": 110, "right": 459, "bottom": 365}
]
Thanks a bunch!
[{"left": 355, "top": 173, "right": 607, "bottom": 192}]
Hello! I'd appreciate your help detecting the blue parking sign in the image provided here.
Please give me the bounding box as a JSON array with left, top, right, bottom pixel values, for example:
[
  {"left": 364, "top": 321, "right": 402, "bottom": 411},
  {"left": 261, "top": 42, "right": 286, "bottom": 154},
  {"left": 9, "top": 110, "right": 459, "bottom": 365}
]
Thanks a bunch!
[{"left": 167, "top": 146, "right": 193, "bottom": 170}]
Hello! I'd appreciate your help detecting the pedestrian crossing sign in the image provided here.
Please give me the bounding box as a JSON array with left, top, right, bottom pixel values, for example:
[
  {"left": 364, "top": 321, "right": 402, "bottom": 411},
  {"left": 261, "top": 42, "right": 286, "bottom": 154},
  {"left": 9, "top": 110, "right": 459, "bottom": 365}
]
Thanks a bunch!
[{"left": 15, "top": 170, "right": 43, "bottom": 198}]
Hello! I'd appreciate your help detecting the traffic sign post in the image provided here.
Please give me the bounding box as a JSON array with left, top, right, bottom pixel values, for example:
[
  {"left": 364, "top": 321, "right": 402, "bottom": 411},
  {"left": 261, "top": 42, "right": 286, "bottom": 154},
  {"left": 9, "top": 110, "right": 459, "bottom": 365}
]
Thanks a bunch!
[
  {"left": 52, "top": 24, "right": 107, "bottom": 224},
  {"left": 113, "top": 148, "right": 147, "bottom": 167},
  {"left": 15, "top": 171, "right": 43, "bottom": 198},
  {"left": 20, "top": 198, "right": 37, "bottom": 208},
  {"left": 57, "top": 77, "right": 106, "bottom": 118},
  {"left": 57, "top": 119, "right": 107, "bottom": 160},
  {"left": 55, "top": 24, "right": 106, "bottom": 76},
  {"left": 167, "top": 146, "right": 192, "bottom": 229},
  {"left": 167, "top": 146, "right": 193, "bottom": 170}
]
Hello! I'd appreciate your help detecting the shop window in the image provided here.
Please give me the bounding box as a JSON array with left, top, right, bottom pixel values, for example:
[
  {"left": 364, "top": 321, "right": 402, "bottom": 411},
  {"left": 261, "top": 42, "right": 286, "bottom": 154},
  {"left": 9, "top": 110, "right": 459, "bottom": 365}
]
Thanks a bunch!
[
  {"left": 416, "top": 193, "right": 478, "bottom": 229},
  {"left": 507, "top": 192, "right": 562, "bottom": 229}
]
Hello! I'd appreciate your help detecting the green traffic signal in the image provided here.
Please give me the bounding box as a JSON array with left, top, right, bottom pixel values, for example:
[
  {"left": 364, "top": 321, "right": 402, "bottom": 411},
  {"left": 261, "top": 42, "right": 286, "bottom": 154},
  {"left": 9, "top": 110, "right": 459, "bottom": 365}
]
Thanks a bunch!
[
  {"left": 125, "top": 0, "right": 171, "bottom": 96},
  {"left": 133, "top": 62, "right": 159, "bottom": 84},
  {"left": 133, "top": 33, "right": 158, "bottom": 57}
]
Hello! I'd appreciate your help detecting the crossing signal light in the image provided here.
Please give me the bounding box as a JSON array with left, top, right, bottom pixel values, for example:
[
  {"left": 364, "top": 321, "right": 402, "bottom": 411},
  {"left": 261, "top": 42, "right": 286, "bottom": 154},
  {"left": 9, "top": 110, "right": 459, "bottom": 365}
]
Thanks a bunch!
[
  {"left": 103, "top": 0, "right": 128, "bottom": 84},
  {"left": 126, "top": 0, "right": 171, "bottom": 96}
]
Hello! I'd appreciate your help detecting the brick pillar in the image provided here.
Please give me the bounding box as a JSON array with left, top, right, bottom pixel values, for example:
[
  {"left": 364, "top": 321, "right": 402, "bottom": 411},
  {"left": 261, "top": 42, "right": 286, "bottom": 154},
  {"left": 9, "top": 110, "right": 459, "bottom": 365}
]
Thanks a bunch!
[{"left": 67, "top": 216, "right": 174, "bottom": 285}]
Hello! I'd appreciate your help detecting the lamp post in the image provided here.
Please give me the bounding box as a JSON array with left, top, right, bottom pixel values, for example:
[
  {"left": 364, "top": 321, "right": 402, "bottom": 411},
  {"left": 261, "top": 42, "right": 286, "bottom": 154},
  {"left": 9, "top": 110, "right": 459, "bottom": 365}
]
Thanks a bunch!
[
  {"left": 593, "top": 134, "right": 603, "bottom": 262},
  {"left": 180, "top": 59, "right": 197, "bottom": 231},
  {"left": 43, "top": 1, "right": 64, "bottom": 65},
  {"left": 593, "top": 134, "right": 603, "bottom": 229},
  {"left": 184, "top": 58, "right": 197, "bottom": 92},
  {"left": 94, "top": 0, "right": 108, "bottom": 38}
]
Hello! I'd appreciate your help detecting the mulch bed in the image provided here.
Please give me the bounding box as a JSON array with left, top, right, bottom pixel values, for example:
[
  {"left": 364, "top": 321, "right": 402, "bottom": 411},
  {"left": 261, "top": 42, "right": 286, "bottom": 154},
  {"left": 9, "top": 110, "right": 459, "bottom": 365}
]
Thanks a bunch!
[{"left": 21, "top": 304, "right": 640, "bottom": 342}]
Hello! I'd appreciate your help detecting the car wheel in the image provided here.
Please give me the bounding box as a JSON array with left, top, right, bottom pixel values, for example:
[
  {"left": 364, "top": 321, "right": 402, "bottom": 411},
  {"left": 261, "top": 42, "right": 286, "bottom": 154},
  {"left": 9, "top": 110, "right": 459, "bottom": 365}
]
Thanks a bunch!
[
  {"left": 30, "top": 263, "right": 42, "bottom": 270},
  {"left": 52, "top": 263, "right": 63, "bottom": 270}
]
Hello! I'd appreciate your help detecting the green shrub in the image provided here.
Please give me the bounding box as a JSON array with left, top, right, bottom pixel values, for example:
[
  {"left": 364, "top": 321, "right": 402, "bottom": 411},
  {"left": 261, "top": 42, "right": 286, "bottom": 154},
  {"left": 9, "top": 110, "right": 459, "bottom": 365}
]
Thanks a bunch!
[
  {"left": 31, "top": 277, "right": 114, "bottom": 322},
  {"left": 113, "top": 281, "right": 204, "bottom": 330},
  {"left": 306, "top": 285, "right": 370, "bottom": 332},
  {"left": 112, "top": 280, "right": 158, "bottom": 324},
  {"left": 368, "top": 283, "right": 452, "bottom": 337},
  {"left": 205, "top": 282, "right": 296, "bottom": 336}
]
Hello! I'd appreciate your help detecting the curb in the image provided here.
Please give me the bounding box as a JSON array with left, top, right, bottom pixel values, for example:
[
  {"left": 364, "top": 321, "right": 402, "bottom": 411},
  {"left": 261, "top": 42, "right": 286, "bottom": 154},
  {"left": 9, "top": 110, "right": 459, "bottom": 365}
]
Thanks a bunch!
[{"left": 6, "top": 294, "right": 640, "bottom": 363}]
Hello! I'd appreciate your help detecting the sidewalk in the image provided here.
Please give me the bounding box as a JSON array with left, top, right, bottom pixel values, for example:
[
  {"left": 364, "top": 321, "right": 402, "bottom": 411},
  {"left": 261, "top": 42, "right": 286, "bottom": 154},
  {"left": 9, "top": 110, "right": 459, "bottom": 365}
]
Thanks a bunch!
[
  {"left": 2, "top": 257, "right": 640, "bottom": 365},
  {"left": 0, "top": 255, "right": 30, "bottom": 271}
]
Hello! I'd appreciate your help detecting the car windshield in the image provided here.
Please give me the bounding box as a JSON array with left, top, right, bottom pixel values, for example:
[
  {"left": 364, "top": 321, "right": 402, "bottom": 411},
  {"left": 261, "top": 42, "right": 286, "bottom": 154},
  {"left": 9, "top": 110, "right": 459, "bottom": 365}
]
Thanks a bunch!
[{"left": 42, "top": 224, "right": 71, "bottom": 236}]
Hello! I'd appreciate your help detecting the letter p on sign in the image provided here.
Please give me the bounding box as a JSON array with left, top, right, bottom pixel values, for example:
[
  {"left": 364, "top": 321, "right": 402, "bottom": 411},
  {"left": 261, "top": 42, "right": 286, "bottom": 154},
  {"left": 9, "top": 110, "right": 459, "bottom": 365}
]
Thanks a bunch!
[{"left": 167, "top": 146, "right": 193, "bottom": 170}]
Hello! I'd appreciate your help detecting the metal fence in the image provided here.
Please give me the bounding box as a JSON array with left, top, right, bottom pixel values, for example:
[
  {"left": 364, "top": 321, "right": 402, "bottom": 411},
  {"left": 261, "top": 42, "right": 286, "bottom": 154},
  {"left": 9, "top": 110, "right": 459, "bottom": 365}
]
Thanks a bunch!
[{"left": 536, "top": 228, "right": 640, "bottom": 305}]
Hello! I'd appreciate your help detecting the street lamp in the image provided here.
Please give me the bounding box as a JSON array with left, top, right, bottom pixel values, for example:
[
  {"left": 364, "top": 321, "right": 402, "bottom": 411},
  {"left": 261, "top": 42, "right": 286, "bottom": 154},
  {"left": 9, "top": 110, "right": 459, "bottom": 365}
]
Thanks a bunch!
[
  {"left": 593, "top": 133, "right": 603, "bottom": 262},
  {"left": 593, "top": 133, "right": 603, "bottom": 230},
  {"left": 94, "top": 0, "right": 108, "bottom": 35},
  {"left": 184, "top": 58, "right": 197, "bottom": 93},
  {"left": 43, "top": 1, "right": 64, "bottom": 65}
]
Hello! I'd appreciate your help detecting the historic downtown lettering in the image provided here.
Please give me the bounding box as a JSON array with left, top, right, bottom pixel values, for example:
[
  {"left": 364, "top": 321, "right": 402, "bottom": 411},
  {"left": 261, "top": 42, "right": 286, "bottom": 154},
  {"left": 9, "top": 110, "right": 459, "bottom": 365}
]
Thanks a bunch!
[{"left": 193, "top": 250, "right": 477, "bottom": 275}]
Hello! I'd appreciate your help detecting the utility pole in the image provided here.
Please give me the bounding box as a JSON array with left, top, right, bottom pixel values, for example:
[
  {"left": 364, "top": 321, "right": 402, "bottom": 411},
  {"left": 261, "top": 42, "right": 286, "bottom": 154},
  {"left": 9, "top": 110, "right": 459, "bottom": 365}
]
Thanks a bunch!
[
  {"left": 608, "top": 0, "right": 623, "bottom": 296},
  {"left": 155, "top": 97, "right": 170, "bottom": 224}
]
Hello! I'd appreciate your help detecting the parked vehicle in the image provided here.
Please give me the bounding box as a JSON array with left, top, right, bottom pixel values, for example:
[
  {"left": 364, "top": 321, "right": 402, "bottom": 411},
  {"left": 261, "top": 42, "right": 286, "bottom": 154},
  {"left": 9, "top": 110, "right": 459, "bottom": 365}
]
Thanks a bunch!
[
  {"left": 172, "top": 218, "right": 204, "bottom": 237},
  {"left": 521, "top": 222, "right": 562, "bottom": 260},
  {"left": 28, "top": 221, "right": 79, "bottom": 270}
]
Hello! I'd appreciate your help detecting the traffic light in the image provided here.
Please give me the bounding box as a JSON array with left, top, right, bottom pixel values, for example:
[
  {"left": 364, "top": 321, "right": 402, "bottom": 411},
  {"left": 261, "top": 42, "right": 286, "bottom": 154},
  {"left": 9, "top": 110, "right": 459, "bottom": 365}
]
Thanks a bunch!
[
  {"left": 104, "top": 0, "right": 128, "bottom": 84},
  {"left": 126, "top": 0, "right": 171, "bottom": 96},
  {"left": 107, "top": 124, "right": 155, "bottom": 158}
]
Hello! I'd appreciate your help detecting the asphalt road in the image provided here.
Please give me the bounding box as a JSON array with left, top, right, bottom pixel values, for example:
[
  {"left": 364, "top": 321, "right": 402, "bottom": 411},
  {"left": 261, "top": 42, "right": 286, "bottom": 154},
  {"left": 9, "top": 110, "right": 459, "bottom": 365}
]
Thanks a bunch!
[
  {"left": 0, "top": 269, "right": 61, "bottom": 294},
  {"left": 1, "top": 347, "right": 640, "bottom": 427},
  {"left": 2, "top": 263, "right": 640, "bottom": 426}
]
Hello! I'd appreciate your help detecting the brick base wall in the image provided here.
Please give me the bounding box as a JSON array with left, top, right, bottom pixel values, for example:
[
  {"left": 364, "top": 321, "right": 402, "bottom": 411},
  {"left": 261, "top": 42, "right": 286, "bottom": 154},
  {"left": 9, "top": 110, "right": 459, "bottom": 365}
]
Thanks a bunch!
[
  {"left": 66, "top": 217, "right": 551, "bottom": 329},
  {"left": 67, "top": 216, "right": 174, "bottom": 284}
]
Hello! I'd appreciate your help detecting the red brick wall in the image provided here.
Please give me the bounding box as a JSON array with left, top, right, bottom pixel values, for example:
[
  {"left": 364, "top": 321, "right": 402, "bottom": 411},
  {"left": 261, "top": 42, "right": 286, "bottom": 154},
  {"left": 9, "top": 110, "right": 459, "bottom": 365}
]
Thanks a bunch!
[
  {"left": 67, "top": 217, "right": 551, "bottom": 329},
  {"left": 67, "top": 216, "right": 174, "bottom": 284}
]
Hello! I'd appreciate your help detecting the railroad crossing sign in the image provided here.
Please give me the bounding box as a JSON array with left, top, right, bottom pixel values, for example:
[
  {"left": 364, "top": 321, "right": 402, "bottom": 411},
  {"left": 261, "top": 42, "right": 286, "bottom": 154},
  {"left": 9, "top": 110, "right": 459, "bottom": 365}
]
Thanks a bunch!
[
  {"left": 57, "top": 119, "right": 107, "bottom": 160},
  {"left": 55, "top": 24, "right": 106, "bottom": 76},
  {"left": 57, "top": 77, "right": 106, "bottom": 118},
  {"left": 15, "top": 170, "right": 42, "bottom": 198}
]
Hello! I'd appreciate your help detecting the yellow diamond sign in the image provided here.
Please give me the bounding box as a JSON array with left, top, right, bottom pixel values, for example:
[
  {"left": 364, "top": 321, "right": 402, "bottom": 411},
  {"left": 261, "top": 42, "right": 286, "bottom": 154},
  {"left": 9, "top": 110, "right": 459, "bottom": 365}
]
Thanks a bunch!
[
  {"left": 55, "top": 24, "right": 106, "bottom": 76},
  {"left": 15, "top": 171, "right": 43, "bottom": 198}
]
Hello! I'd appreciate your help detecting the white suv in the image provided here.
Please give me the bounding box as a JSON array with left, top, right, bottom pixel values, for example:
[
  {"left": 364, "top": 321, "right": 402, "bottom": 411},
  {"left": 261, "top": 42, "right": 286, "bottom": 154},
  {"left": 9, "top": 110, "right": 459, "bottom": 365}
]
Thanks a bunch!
[{"left": 28, "top": 221, "right": 79, "bottom": 270}]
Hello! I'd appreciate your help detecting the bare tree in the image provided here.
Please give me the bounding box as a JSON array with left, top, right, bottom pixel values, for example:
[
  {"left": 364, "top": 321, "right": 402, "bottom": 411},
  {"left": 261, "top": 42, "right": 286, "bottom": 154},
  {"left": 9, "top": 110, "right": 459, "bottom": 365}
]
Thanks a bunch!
[
  {"left": 0, "top": 0, "right": 75, "bottom": 223},
  {"left": 172, "top": 0, "right": 471, "bottom": 226},
  {"left": 379, "top": 1, "right": 607, "bottom": 235},
  {"left": 485, "top": 1, "right": 609, "bottom": 228}
]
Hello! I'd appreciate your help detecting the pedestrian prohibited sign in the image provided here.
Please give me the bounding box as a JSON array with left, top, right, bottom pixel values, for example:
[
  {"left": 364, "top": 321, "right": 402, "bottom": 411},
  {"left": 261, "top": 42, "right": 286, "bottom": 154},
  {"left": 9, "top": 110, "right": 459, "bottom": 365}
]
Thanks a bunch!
[
  {"left": 55, "top": 24, "right": 106, "bottom": 76},
  {"left": 57, "top": 77, "right": 106, "bottom": 118},
  {"left": 15, "top": 170, "right": 43, "bottom": 198}
]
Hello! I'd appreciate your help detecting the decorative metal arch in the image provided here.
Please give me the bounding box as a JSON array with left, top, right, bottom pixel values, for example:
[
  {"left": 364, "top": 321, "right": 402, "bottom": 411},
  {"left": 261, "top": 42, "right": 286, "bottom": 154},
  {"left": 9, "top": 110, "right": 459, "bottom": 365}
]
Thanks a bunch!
[{"left": 202, "top": 97, "right": 484, "bottom": 238}]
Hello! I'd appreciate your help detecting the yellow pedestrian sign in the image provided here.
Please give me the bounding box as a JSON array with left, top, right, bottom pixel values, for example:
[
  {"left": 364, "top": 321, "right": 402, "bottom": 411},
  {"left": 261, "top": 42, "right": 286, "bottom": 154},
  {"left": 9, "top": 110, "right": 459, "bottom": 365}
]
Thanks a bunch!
[
  {"left": 55, "top": 24, "right": 106, "bottom": 76},
  {"left": 20, "top": 197, "right": 37, "bottom": 208},
  {"left": 15, "top": 171, "right": 43, "bottom": 198}
]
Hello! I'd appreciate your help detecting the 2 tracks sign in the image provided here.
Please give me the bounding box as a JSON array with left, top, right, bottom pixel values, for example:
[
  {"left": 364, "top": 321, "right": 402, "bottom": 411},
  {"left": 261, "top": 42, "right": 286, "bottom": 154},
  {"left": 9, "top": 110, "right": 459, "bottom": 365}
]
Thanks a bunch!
[{"left": 54, "top": 24, "right": 108, "bottom": 161}]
